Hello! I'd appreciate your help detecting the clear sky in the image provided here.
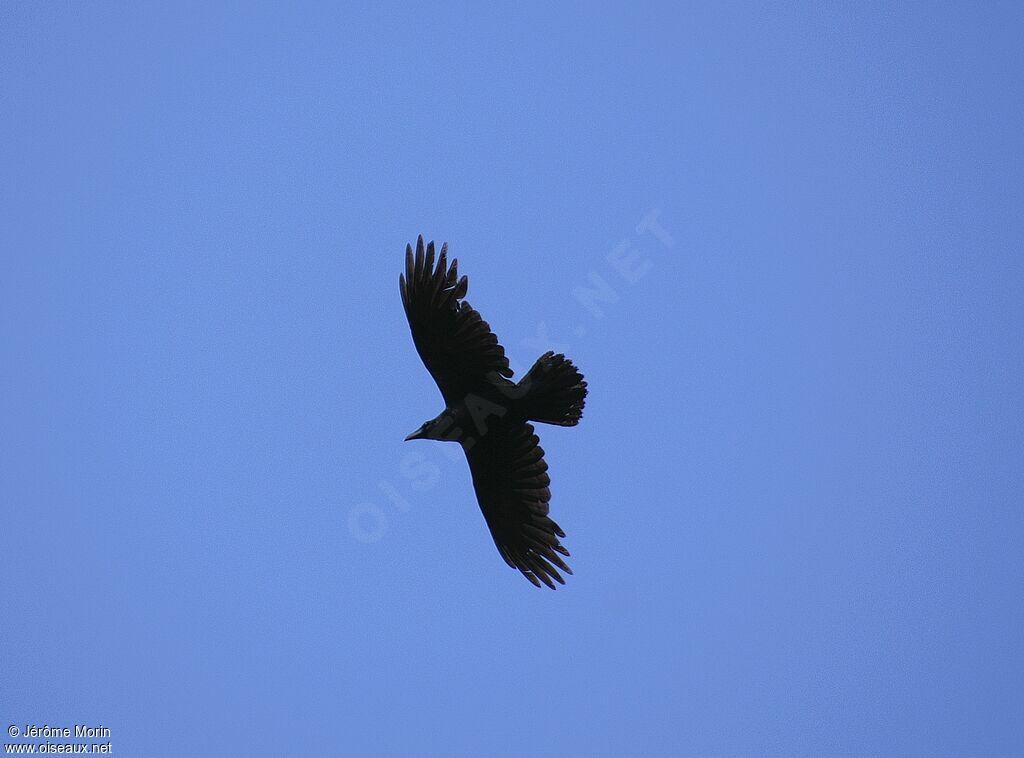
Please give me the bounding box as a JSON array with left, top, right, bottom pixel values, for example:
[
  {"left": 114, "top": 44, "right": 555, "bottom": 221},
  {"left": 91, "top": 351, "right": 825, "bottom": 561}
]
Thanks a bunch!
[{"left": 2, "top": 3, "right": 1022, "bottom": 756}]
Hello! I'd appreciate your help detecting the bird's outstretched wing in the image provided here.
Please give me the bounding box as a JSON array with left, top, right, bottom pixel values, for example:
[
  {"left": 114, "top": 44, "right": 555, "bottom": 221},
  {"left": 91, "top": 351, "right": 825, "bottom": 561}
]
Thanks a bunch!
[
  {"left": 399, "top": 236, "right": 513, "bottom": 406},
  {"left": 464, "top": 418, "right": 572, "bottom": 589}
]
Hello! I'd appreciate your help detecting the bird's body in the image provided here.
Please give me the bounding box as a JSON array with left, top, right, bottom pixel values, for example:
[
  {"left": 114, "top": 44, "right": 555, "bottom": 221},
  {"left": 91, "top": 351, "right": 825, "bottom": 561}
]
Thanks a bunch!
[{"left": 400, "top": 236, "right": 587, "bottom": 589}]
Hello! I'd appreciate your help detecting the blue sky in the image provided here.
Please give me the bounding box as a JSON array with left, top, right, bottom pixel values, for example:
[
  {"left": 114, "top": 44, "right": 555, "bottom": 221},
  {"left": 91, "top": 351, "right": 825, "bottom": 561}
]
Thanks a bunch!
[{"left": 2, "top": 3, "right": 1022, "bottom": 756}]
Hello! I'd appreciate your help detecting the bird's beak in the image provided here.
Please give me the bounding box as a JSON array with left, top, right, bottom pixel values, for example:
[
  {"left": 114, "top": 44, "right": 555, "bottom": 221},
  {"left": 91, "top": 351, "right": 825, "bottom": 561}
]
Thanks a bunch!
[{"left": 404, "top": 428, "right": 425, "bottom": 441}]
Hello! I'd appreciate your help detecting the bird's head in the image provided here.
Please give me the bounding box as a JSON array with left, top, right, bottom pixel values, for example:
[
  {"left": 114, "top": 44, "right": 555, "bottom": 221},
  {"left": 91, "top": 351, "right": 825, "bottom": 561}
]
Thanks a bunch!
[{"left": 404, "top": 411, "right": 462, "bottom": 442}]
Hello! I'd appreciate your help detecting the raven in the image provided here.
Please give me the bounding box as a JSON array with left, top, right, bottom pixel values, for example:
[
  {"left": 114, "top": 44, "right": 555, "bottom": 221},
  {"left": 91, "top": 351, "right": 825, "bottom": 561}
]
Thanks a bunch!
[{"left": 399, "top": 236, "right": 588, "bottom": 589}]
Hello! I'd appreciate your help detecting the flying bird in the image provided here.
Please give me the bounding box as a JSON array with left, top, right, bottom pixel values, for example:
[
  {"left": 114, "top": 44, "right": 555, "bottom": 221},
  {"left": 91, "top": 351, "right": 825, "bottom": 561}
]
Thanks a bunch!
[{"left": 400, "top": 236, "right": 588, "bottom": 589}]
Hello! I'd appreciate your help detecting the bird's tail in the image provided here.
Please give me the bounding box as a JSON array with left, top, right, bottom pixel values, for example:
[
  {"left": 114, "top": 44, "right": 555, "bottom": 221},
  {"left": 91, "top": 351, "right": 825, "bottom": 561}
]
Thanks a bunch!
[{"left": 518, "top": 351, "right": 587, "bottom": 426}]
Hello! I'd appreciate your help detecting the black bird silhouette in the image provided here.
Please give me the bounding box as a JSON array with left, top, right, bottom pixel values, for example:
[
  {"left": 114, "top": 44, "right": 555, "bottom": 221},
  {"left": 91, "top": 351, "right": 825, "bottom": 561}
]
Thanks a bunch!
[{"left": 400, "top": 236, "right": 588, "bottom": 589}]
